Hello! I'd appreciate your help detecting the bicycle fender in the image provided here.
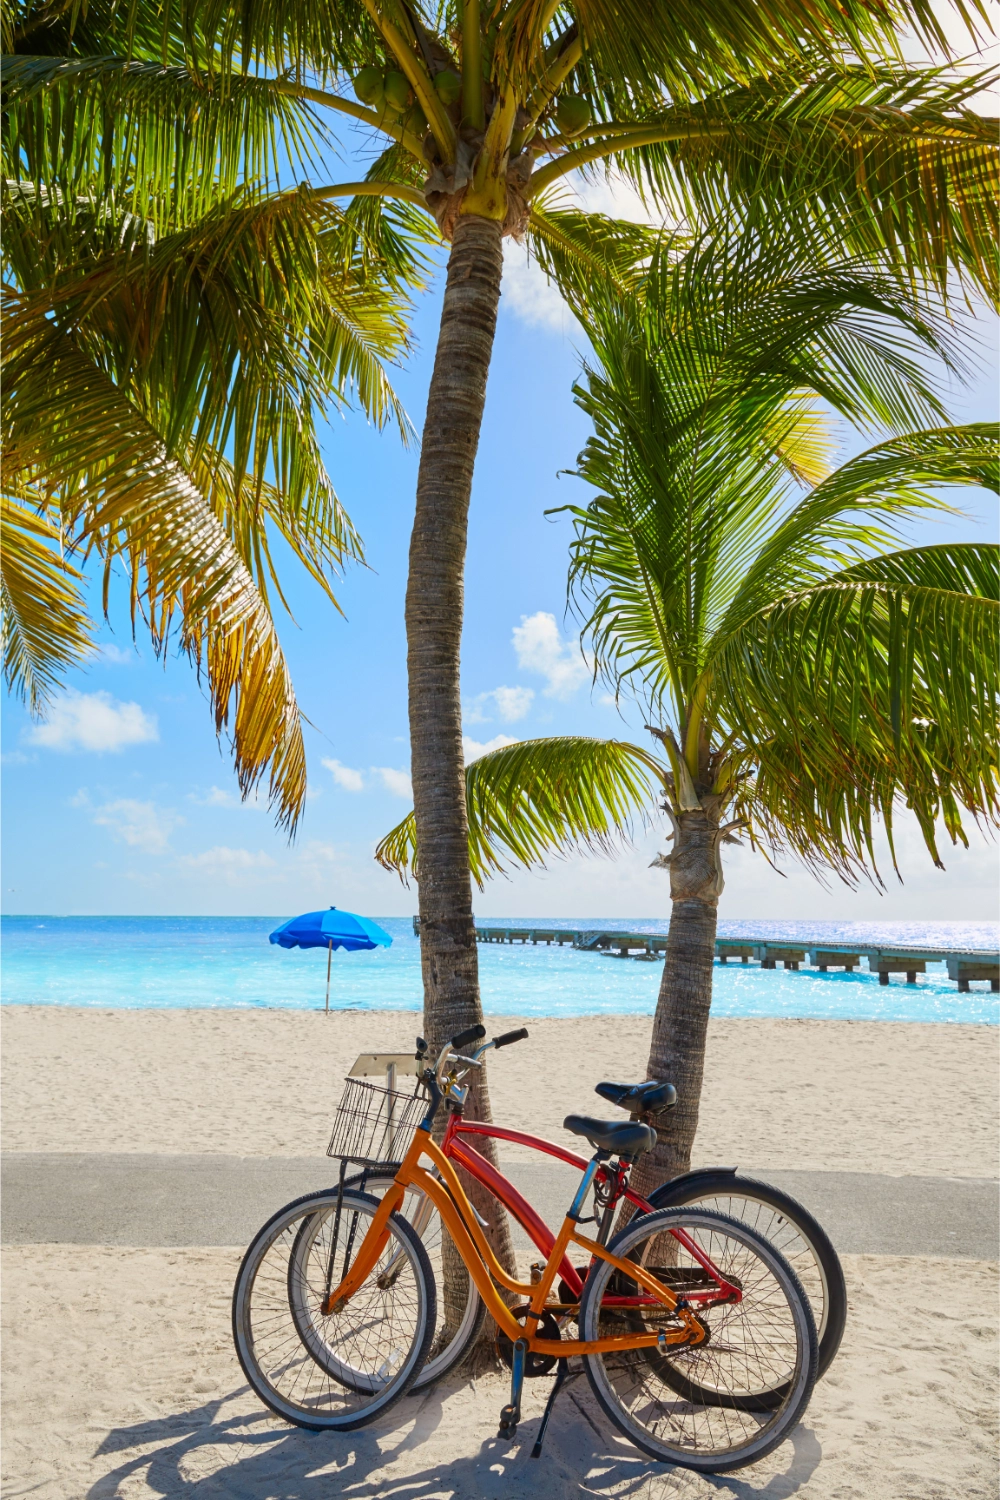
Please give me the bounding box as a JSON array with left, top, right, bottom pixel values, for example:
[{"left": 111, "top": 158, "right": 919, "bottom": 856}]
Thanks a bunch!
[{"left": 643, "top": 1168, "right": 740, "bottom": 1211}]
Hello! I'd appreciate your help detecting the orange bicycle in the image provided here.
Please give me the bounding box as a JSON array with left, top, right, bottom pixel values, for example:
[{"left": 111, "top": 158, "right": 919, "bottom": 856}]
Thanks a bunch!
[{"left": 233, "top": 1026, "right": 818, "bottom": 1472}]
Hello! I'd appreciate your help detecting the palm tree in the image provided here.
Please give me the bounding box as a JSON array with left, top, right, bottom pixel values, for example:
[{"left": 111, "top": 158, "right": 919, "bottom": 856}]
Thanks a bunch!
[
  {"left": 377, "top": 227, "right": 1000, "bottom": 1196},
  {"left": 2, "top": 89, "right": 424, "bottom": 826},
  {"left": 5, "top": 0, "right": 997, "bottom": 1124}
]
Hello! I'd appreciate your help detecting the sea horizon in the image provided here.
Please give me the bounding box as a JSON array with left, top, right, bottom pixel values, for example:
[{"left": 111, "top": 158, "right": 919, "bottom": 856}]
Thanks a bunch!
[{"left": 2, "top": 914, "right": 997, "bottom": 1024}]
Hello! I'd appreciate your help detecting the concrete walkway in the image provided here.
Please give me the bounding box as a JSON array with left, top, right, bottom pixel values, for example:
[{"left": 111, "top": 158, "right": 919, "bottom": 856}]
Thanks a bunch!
[{"left": 3, "top": 1152, "right": 997, "bottom": 1257}]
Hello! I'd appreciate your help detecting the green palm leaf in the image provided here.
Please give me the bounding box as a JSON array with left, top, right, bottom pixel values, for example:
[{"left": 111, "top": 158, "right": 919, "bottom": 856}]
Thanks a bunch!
[
  {"left": 713, "top": 542, "right": 999, "bottom": 873},
  {"left": 376, "top": 736, "right": 666, "bottom": 885},
  {"left": 531, "top": 65, "right": 998, "bottom": 301},
  {"left": 2, "top": 54, "right": 327, "bottom": 225},
  {"left": 4, "top": 306, "right": 311, "bottom": 827},
  {"left": 0, "top": 491, "right": 95, "bottom": 713}
]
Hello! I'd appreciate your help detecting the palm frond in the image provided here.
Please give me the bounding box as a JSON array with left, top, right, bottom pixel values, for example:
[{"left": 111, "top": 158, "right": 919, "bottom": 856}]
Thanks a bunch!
[
  {"left": 555, "top": 227, "right": 968, "bottom": 719},
  {"left": 0, "top": 490, "right": 94, "bottom": 712},
  {"left": 4, "top": 310, "right": 310, "bottom": 828},
  {"left": 4, "top": 185, "right": 414, "bottom": 562},
  {"left": 524, "top": 194, "right": 659, "bottom": 314},
  {"left": 534, "top": 65, "right": 998, "bottom": 302},
  {"left": 713, "top": 541, "right": 1000, "bottom": 874},
  {"left": 717, "top": 423, "right": 999, "bottom": 643},
  {"left": 376, "top": 735, "right": 666, "bottom": 886},
  {"left": 2, "top": 54, "right": 329, "bottom": 226}
]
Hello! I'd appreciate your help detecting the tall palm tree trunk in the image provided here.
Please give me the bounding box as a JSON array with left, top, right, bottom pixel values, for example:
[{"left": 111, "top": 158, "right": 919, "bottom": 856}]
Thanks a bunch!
[
  {"left": 628, "top": 807, "right": 721, "bottom": 1200},
  {"left": 405, "top": 212, "right": 517, "bottom": 1304}
]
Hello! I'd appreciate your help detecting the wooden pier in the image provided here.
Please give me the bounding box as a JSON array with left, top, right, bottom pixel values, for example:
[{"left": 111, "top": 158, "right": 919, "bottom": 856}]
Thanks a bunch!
[{"left": 410, "top": 918, "right": 998, "bottom": 991}]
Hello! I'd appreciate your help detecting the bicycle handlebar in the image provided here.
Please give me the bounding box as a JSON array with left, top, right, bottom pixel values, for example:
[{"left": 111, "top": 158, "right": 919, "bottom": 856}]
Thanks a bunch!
[
  {"left": 451, "top": 1024, "right": 487, "bottom": 1050},
  {"left": 492, "top": 1027, "right": 529, "bottom": 1049}
]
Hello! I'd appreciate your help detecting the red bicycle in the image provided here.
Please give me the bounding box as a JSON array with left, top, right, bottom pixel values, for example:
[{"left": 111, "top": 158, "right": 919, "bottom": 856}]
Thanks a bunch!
[{"left": 334, "top": 1027, "right": 846, "bottom": 1396}]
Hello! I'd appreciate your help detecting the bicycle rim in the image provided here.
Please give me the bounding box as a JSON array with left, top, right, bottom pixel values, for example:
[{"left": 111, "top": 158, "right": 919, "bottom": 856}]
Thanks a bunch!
[
  {"left": 651, "top": 1174, "right": 847, "bottom": 1379},
  {"left": 233, "top": 1189, "right": 435, "bottom": 1430},
  {"left": 296, "top": 1173, "right": 485, "bottom": 1389},
  {"left": 581, "top": 1207, "right": 818, "bottom": 1472}
]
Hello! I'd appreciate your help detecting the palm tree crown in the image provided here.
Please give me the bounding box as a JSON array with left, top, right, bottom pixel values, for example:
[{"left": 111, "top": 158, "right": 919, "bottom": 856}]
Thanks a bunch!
[{"left": 380, "top": 227, "right": 999, "bottom": 884}]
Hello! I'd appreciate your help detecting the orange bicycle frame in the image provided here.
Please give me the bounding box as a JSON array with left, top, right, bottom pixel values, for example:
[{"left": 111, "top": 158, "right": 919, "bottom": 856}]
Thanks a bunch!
[{"left": 322, "top": 1123, "right": 708, "bottom": 1357}]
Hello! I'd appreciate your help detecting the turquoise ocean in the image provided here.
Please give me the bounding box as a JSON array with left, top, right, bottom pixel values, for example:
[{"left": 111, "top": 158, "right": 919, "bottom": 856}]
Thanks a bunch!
[{"left": 1, "top": 916, "right": 997, "bottom": 1023}]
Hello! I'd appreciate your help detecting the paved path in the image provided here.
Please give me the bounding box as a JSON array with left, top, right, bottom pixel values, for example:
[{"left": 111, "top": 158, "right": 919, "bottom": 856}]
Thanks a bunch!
[{"left": 2, "top": 1153, "right": 997, "bottom": 1258}]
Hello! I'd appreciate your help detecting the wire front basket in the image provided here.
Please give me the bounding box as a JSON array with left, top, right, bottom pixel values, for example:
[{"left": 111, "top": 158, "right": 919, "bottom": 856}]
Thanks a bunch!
[{"left": 326, "top": 1075, "right": 428, "bottom": 1168}]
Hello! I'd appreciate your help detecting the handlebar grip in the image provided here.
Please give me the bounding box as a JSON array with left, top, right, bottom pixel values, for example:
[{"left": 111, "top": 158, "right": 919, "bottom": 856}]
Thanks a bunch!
[
  {"left": 451, "top": 1023, "right": 487, "bottom": 1050},
  {"left": 493, "top": 1027, "right": 529, "bottom": 1049}
]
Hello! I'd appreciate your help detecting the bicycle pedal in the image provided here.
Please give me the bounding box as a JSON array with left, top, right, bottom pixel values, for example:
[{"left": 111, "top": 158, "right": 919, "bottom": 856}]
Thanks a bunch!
[{"left": 497, "top": 1403, "right": 520, "bottom": 1441}]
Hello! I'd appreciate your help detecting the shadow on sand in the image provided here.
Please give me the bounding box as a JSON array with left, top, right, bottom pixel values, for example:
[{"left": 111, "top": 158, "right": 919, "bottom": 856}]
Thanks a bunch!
[{"left": 85, "top": 1369, "right": 823, "bottom": 1500}]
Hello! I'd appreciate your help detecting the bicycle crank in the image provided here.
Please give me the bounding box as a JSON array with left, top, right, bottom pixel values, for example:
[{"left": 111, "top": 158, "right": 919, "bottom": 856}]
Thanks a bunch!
[{"left": 496, "top": 1307, "right": 562, "bottom": 1376}]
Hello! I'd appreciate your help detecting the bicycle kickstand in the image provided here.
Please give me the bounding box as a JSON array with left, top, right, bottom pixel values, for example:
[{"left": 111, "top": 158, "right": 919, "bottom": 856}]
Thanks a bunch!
[
  {"left": 497, "top": 1339, "right": 527, "bottom": 1441},
  {"left": 530, "top": 1359, "right": 571, "bottom": 1459}
]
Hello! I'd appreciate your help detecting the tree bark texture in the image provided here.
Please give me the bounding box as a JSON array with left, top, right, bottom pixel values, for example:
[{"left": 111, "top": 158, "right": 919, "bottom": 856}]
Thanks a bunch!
[
  {"left": 627, "top": 808, "right": 721, "bottom": 1203},
  {"left": 405, "top": 213, "right": 516, "bottom": 1295}
]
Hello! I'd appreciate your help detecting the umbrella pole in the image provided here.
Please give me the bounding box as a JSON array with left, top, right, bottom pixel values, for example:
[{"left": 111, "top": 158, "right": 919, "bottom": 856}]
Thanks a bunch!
[{"left": 325, "top": 940, "right": 332, "bottom": 1014}]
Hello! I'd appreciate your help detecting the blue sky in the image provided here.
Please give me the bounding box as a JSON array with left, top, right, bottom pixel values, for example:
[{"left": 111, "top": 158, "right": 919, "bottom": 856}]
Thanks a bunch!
[{"left": 4, "top": 154, "right": 998, "bottom": 920}]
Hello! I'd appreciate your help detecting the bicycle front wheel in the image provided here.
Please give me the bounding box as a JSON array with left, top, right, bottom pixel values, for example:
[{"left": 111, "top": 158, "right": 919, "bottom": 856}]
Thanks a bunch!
[
  {"left": 580, "top": 1207, "right": 818, "bottom": 1473},
  {"left": 294, "top": 1171, "right": 486, "bottom": 1391},
  {"left": 233, "top": 1188, "right": 435, "bottom": 1430}
]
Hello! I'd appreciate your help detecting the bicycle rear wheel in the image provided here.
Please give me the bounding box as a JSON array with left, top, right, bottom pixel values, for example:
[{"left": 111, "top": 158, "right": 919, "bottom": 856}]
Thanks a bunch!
[
  {"left": 233, "top": 1188, "right": 435, "bottom": 1430},
  {"left": 580, "top": 1207, "right": 818, "bottom": 1473},
  {"left": 292, "top": 1171, "right": 486, "bottom": 1390},
  {"left": 646, "top": 1171, "right": 846, "bottom": 1380}
]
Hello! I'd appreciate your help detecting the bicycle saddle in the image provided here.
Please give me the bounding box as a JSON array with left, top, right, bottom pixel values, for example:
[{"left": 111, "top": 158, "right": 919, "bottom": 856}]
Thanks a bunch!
[
  {"left": 594, "top": 1079, "right": 677, "bottom": 1114},
  {"left": 563, "top": 1115, "right": 656, "bottom": 1160}
]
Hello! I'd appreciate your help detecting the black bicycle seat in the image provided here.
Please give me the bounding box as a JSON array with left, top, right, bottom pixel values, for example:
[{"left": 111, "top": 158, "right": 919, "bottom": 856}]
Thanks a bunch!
[
  {"left": 563, "top": 1114, "right": 656, "bottom": 1160},
  {"left": 594, "top": 1079, "right": 677, "bottom": 1113}
]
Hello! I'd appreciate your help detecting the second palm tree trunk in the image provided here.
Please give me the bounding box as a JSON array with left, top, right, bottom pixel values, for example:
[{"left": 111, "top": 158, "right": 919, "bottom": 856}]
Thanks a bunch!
[
  {"left": 405, "top": 213, "right": 517, "bottom": 1313},
  {"left": 628, "top": 807, "right": 721, "bottom": 1199}
]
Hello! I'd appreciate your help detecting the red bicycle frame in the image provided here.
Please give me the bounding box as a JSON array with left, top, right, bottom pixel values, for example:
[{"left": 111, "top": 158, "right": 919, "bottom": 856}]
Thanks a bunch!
[{"left": 441, "top": 1114, "right": 740, "bottom": 1307}]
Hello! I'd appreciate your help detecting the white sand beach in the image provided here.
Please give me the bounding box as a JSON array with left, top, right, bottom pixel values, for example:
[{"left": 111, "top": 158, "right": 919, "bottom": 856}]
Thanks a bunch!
[
  {"left": 2, "top": 1006, "right": 998, "bottom": 1499},
  {"left": 3, "top": 1006, "right": 997, "bottom": 1174}
]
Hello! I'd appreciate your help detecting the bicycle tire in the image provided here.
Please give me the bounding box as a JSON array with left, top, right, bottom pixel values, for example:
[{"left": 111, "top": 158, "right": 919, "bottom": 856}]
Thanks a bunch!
[
  {"left": 293, "top": 1171, "right": 487, "bottom": 1390},
  {"left": 645, "top": 1171, "right": 846, "bottom": 1382},
  {"left": 580, "top": 1206, "right": 818, "bottom": 1473},
  {"left": 233, "top": 1188, "right": 435, "bottom": 1431}
]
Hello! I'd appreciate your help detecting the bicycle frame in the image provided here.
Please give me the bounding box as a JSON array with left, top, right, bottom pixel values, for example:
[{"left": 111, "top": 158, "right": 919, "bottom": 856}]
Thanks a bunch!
[
  {"left": 444, "top": 1114, "right": 659, "bottom": 1302},
  {"left": 321, "top": 1121, "right": 740, "bottom": 1361}
]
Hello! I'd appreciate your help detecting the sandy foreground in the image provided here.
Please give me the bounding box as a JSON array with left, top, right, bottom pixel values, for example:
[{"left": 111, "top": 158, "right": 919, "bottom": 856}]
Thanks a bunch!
[
  {"left": 3, "top": 1005, "right": 998, "bottom": 1174},
  {"left": 2, "top": 1006, "right": 998, "bottom": 1498},
  {"left": 2, "top": 1246, "right": 997, "bottom": 1500}
]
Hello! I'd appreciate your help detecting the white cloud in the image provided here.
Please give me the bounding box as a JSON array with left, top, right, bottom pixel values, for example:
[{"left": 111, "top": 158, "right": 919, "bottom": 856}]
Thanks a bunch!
[
  {"left": 188, "top": 786, "right": 239, "bottom": 808},
  {"left": 512, "top": 612, "right": 590, "bottom": 699},
  {"left": 99, "top": 643, "right": 139, "bottom": 664},
  {"left": 178, "top": 846, "right": 275, "bottom": 874},
  {"left": 492, "top": 685, "right": 534, "bottom": 722},
  {"left": 463, "top": 733, "right": 518, "bottom": 763},
  {"left": 27, "top": 691, "right": 158, "bottom": 753},
  {"left": 372, "top": 766, "right": 413, "bottom": 799},
  {"left": 502, "top": 241, "right": 580, "bottom": 334},
  {"left": 323, "top": 758, "right": 365, "bottom": 793},
  {"left": 81, "top": 796, "right": 181, "bottom": 855},
  {"left": 464, "top": 684, "right": 535, "bottom": 725}
]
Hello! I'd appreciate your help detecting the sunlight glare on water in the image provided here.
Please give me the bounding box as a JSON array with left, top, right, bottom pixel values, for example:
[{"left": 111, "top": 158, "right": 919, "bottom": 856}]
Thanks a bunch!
[{"left": 1, "top": 916, "right": 997, "bottom": 1023}]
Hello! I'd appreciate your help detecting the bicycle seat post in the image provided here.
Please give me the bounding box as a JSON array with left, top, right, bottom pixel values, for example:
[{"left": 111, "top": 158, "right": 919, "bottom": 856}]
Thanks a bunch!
[{"left": 568, "top": 1152, "right": 609, "bottom": 1221}]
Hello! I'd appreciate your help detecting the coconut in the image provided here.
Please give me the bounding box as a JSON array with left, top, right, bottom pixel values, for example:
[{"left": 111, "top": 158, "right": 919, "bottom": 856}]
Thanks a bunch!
[
  {"left": 353, "top": 67, "right": 384, "bottom": 107},
  {"left": 383, "top": 71, "right": 412, "bottom": 112},
  {"left": 433, "top": 68, "right": 462, "bottom": 106},
  {"left": 402, "top": 104, "right": 428, "bottom": 139},
  {"left": 555, "top": 95, "right": 593, "bottom": 136}
]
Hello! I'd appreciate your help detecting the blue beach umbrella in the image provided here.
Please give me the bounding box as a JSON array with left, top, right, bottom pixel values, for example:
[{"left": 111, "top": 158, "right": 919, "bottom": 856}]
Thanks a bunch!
[{"left": 269, "top": 907, "right": 392, "bottom": 1012}]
